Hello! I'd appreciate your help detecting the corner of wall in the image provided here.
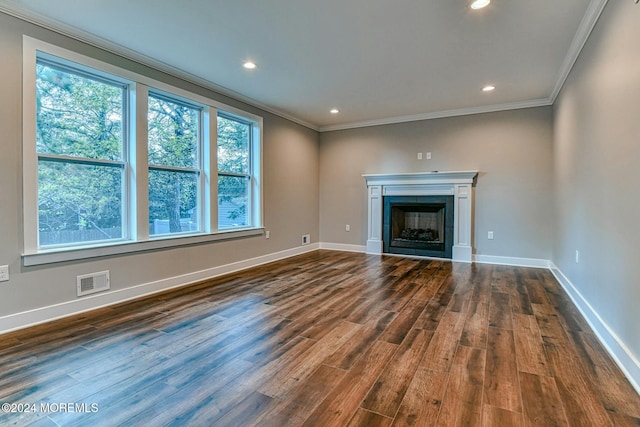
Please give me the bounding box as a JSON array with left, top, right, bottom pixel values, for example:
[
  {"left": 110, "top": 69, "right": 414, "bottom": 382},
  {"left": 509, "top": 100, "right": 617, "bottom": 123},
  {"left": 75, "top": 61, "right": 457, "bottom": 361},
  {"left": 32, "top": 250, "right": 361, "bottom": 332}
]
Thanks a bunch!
[{"left": 550, "top": 262, "right": 640, "bottom": 395}]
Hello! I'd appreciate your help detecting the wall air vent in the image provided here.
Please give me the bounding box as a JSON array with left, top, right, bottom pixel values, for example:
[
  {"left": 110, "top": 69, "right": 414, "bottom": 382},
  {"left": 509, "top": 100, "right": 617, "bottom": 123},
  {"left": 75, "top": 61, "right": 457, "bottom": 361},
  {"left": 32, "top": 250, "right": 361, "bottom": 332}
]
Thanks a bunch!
[{"left": 77, "top": 271, "right": 110, "bottom": 297}]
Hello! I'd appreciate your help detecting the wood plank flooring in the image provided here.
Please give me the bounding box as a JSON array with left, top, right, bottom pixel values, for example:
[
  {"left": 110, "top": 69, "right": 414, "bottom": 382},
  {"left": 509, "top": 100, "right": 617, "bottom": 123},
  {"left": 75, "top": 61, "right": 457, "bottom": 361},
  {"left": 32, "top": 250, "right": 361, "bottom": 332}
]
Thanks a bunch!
[{"left": 1, "top": 250, "right": 639, "bottom": 426}]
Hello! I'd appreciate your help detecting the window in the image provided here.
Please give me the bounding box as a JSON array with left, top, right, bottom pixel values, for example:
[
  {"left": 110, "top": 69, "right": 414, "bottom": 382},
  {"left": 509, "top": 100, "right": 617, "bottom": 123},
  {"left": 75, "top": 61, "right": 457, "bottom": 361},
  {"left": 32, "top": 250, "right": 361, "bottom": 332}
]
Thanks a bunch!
[
  {"left": 217, "top": 114, "right": 252, "bottom": 229},
  {"left": 35, "top": 58, "right": 128, "bottom": 248},
  {"left": 23, "top": 37, "right": 263, "bottom": 264},
  {"left": 148, "top": 93, "right": 202, "bottom": 236}
]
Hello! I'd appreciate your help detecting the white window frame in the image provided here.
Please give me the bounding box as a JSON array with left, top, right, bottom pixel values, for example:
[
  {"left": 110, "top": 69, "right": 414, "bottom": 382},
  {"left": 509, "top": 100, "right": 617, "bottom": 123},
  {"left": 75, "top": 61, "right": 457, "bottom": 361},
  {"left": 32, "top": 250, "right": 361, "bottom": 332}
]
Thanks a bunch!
[
  {"left": 33, "top": 53, "right": 133, "bottom": 249},
  {"left": 217, "top": 111, "right": 260, "bottom": 230},
  {"left": 22, "top": 36, "right": 263, "bottom": 266},
  {"left": 147, "top": 89, "right": 204, "bottom": 237}
]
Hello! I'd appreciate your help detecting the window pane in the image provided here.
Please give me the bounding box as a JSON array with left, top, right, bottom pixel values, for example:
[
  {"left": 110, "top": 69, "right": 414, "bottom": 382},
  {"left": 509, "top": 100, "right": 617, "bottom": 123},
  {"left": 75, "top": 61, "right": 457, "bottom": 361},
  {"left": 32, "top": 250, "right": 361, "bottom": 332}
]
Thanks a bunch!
[
  {"left": 149, "top": 169, "right": 199, "bottom": 235},
  {"left": 217, "top": 115, "right": 250, "bottom": 174},
  {"left": 148, "top": 94, "right": 199, "bottom": 168},
  {"left": 218, "top": 175, "right": 249, "bottom": 229},
  {"left": 38, "top": 160, "right": 123, "bottom": 246},
  {"left": 36, "top": 62, "right": 124, "bottom": 160}
]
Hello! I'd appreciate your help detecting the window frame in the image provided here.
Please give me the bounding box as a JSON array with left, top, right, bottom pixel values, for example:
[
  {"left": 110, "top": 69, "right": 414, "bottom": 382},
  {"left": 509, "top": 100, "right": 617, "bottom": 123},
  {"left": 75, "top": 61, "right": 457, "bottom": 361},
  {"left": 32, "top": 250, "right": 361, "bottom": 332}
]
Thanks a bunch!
[
  {"left": 217, "top": 112, "right": 256, "bottom": 230},
  {"left": 147, "top": 89, "right": 204, "bottom": 237},
  {"left": 22, "top": 36, "right": 263, "bottom": 266},
  {"left": 34, "top": 55, "right": 131, "bottom": 249}
]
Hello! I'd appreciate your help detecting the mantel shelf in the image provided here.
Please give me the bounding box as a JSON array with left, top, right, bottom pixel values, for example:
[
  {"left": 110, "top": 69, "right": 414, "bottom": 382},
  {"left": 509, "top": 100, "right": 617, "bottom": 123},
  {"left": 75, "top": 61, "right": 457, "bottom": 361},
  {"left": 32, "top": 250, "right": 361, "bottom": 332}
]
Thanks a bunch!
[{"left": 363, "top": 171, "right": 478, "bottom": 186}]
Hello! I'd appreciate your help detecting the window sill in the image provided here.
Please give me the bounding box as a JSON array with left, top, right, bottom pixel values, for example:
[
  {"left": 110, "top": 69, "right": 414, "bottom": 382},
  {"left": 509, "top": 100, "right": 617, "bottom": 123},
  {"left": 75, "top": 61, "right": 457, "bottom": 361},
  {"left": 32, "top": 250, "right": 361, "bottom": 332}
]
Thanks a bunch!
[{"left": 22, "top": 228, "right": 264, "bottom": 266}]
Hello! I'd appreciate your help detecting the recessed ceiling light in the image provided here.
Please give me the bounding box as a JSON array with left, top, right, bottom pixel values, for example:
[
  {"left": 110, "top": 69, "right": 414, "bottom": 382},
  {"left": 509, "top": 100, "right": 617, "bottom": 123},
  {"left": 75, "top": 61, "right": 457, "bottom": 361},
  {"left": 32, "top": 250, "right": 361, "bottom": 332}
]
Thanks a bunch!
[
  {"left": 243, "top": 61, "right": 256, "bottom": 70},
  {"left": 482, "top": 85, "right": 496, "bottom": 92},
  {"left": 330, "top": 108, "right": 339, "bottom": 114},
  {"left": 470, "top": 0, "right": 491, "bottom": 10}
]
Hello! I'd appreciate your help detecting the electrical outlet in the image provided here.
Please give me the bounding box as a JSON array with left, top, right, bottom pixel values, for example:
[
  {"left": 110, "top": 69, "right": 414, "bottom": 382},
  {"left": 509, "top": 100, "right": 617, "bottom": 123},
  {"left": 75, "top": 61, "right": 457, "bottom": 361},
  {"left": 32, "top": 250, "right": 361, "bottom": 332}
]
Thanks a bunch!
[
  {"left": 488, "top": 231, "right": 494, "bottom": 240},
  {"left": 426, "top": 152, "right": 432, "bottom": 160},
  {"left": 302, "top": 234, "right": 311, "bottom": 245},
  {"left": 0, "top": 265, "right": 8, "bottom": 282},
  {"left": 345, "top": 224, "right": 350, "bottom": 232},
  {"left": 265, "top": 230, "right": 270, "bottom": 239}
]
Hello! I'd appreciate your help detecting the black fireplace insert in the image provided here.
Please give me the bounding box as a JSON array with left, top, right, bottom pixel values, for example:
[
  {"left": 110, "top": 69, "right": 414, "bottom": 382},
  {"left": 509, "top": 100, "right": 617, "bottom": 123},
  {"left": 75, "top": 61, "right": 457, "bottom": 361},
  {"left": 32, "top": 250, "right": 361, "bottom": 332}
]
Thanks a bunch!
[{"left": 383, "top": 195, "right": 454, "bottom": 258}]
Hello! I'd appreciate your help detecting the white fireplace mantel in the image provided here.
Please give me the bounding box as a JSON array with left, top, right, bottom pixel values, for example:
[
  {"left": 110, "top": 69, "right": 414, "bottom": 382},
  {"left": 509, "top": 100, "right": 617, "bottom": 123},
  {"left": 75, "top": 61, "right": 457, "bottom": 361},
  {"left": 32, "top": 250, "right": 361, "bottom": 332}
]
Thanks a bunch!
[{"left": 363, "top": 171, "right": 478, "bottom": 262}]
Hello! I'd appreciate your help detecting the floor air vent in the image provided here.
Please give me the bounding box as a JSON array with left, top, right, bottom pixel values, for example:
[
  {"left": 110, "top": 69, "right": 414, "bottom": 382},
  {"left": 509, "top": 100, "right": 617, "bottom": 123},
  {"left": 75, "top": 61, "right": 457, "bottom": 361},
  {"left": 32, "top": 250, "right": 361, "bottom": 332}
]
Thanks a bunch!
[{"left": 77, "top": 271, "right": 110, "bottom": 297}]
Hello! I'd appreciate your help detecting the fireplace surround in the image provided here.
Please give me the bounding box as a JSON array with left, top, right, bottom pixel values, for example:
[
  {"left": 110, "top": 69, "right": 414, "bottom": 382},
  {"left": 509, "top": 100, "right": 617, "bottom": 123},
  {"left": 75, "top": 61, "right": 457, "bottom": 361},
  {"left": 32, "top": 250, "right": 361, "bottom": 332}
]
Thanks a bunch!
[{"left": 364, "top": 171, "right": 478, "bottom": 262}]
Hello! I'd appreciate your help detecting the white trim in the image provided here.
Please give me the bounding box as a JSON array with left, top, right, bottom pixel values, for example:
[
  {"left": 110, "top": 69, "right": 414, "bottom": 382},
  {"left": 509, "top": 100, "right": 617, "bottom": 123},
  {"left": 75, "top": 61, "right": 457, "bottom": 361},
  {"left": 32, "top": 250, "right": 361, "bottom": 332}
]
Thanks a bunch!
[
  {"left": 22, "top": 35, "right": 38, "bottom": 254},
  {"left": 23, "top": 228, "right": 265, "bottom": 266},
  {"left": 132, "top": 82, "right": 149, "bottom": 241},
  {"left": 320, "top": 243, "right": 551, "bottom": 269},
  {"left": 549, "top": 0, "right": 609, "bottom": 103},
  {"left": 1, "top": 243, "right": 320, "bottom": 335},
  {"left": 319, "top": 99, "right": 551, "bottom": 132},
  {"left": 362, "top": 171, "right": 478, "bottom": 186},
  {"left": 473, "top": 254, "right": 550, "bottom": 268},
  {"left": 550, "top": 263, "right": 640, "bottom": 396},
  {"left": 319, "top": 242, "right": 367, "bottom": 253},
  {"left": 204, "top": 106, "right": 218, "bottom": 233}
]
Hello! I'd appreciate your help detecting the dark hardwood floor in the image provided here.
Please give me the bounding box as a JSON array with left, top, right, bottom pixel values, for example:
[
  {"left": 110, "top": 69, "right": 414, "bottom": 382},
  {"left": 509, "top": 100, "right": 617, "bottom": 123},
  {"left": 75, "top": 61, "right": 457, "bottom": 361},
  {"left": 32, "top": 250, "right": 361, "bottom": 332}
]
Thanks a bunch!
[{"left": 1, "top": 250, "right": 639, "bottom": 426}]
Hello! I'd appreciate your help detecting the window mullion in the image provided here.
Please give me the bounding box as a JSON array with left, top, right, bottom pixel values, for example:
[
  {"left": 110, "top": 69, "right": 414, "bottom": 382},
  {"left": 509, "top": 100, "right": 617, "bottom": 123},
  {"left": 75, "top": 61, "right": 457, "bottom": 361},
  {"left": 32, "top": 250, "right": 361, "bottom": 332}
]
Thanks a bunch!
[
  {"left": 252, "top": 119, "right": 263, "bottom": 228},
  {"left": 133, "top": 83, "right": 149, "bottom": 241},
  {"left": 205, "top": 106, "right": 218, "bottom": 233}
]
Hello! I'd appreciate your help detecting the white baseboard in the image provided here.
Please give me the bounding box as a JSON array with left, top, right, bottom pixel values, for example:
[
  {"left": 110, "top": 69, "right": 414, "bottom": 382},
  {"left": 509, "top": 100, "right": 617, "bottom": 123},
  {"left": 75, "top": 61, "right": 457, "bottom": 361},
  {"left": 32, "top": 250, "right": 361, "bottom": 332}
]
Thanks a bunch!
[
  {"left": 550, "top": 263, "right": 640, "bottom": 395},
  {"left": 319, "top": 242, "right": 367, "bottom": 253},
  {"left": 318, "top": 243, "right": 551, "bottom": 269},
  {"left": 0, "top": 243, "right": 320, "bottom": 335},
  {"left": 473, "top": 254, "right": 550, "bottom": 268}
]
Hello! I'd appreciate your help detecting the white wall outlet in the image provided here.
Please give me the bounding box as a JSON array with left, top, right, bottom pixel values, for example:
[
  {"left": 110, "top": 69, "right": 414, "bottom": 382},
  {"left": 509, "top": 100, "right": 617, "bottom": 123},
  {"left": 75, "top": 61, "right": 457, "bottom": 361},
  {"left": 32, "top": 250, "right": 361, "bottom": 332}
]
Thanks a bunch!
[
  {"left": 0, "top": 265, "right": 9, "bottom": 282},
  {"left": 426, "top": 152, "right": 432, "bottom": 160},
  {"left": 575, "top": 250, "right": 580, "bottom": 263},
  {"left": 345, "top": 224, "right": 350, "bottom": 232},
  {"left": 302, "top": 234, "right": 311, "bottom": 245},
  {"left": 265, "top": 230, "right": 270, "bottom": 239},
  {"left": 417, "top": 152, "right": 423, "bottom": 160},
  {"left": 488, "top": 231, "right": 494, "bottom": 240}
]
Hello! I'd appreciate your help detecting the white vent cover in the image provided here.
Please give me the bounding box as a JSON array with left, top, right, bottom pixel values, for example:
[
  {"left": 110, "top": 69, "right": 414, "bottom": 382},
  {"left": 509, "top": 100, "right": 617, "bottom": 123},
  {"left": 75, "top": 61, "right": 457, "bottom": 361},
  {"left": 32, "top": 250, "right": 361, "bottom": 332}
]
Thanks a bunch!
[{"left": 77, "top": 271, "right": 110, "bottom": 297}]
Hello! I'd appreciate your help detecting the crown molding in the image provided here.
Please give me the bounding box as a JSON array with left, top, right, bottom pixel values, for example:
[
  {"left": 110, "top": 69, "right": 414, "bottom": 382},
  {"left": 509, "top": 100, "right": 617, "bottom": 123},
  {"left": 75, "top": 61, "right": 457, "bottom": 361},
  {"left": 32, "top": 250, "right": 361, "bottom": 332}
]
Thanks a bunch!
[
  {"left": 0, "top": 2, "right": 320, "bottom": 132},
  {"left": 549, "top": 0, "right": 609, "bottom": 103},
  {"left": 319, "top": 98, "right": 552, "bottom": 132},
  {"left": 0, "top": 0, "right": 608, "bottom": 134}
]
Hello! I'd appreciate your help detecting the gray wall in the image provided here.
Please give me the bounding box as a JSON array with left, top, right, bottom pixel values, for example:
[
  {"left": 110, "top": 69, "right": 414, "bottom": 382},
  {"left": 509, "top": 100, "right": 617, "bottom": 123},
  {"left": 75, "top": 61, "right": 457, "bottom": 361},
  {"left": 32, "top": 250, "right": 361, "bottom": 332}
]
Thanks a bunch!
[
  {"left": 553, "top": 1, "right": 640, "bottom": 364},
  {"left": 0, "top": 12, "right": 320, "bottom": 318},
  {"left": 319, "top": 107, "right": 554, "bottom": 260}
]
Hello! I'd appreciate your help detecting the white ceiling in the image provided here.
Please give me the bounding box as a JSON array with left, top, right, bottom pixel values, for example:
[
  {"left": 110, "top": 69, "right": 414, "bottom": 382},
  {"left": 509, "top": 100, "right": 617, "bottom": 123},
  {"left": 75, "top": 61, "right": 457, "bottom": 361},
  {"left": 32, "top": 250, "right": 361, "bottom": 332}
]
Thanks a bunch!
[{"left": 1, "top": 0, "right": 606, "bottom": 131}]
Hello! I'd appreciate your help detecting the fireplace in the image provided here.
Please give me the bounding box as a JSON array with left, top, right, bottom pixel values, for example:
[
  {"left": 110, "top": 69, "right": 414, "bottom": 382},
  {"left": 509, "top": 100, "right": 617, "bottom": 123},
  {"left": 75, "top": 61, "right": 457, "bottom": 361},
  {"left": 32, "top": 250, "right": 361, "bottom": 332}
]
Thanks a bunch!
[
  {"left": 383, "top": 196, "right": 454, "bottom": 258},
  {"left": 363, "top": 171, "right": 477, "bottom": 262}
]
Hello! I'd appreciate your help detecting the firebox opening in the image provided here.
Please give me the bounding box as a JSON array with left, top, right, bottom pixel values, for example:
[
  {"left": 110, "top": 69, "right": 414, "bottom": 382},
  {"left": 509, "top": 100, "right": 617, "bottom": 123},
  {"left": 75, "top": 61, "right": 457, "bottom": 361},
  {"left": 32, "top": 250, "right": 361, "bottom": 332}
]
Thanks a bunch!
[
  {"left": 391, "top": 205, "right": 445, "bottom": 248},
  {"left": 383, "top": 195, "right": 454, "bottom": 258}
]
